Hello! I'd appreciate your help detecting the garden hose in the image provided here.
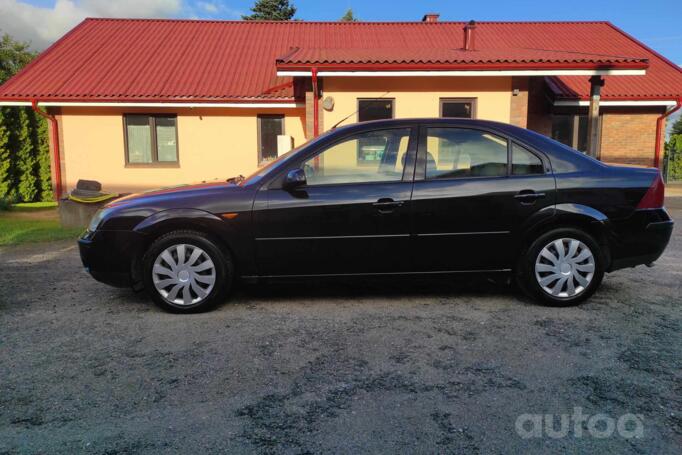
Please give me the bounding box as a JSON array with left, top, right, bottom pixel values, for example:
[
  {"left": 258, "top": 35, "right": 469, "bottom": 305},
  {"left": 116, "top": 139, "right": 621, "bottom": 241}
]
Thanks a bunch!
[{"left": 68, "top": 193, "right": 119, "bottom": 204}]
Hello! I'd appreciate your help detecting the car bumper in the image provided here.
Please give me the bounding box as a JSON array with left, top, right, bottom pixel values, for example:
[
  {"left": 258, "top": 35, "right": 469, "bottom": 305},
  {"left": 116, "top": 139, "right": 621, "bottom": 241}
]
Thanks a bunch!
[
  {"left": 608, "top": 208, "right": 673, "bottom": 271},
  {"left": 78, "top": 230, "right": 146, "bottom": 288}
]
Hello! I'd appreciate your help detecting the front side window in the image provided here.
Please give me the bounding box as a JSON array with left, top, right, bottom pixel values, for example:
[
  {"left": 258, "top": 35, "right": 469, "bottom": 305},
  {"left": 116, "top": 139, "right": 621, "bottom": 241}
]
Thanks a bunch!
[
  {"left": 440, "top": 98, "right": 476, "bottom": 118},
  {"left": 425, "top": 128, "right": 508, "bottom": 180},
  {"left": 303, "top": 128, "right": 411, "bottom": 186},
  {"left": 125, "top": 115, "right": 178, "bottom": 165},
  {"left": 258, "top": 114, "right": 284, "bottom": 165},
  {"left": 512, "top": 143, "right": 544, "bottom": 175}
]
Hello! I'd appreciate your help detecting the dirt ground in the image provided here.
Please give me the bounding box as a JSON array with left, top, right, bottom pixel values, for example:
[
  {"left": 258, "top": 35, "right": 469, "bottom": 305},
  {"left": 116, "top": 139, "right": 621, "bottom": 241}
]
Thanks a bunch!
[{"left": 1, "top": 206, "right": 680, "bottom": 454}]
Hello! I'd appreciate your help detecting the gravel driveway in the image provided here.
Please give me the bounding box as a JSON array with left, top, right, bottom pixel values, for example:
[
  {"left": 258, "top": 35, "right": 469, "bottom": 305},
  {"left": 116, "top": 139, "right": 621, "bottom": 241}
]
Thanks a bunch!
[{"left": 1, "top": 207, "right": 680, "bottom": 454}]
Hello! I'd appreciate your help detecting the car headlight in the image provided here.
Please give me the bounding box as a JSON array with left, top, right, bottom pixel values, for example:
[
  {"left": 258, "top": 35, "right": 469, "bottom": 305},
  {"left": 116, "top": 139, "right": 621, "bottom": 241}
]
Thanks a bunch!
[{"left": 87, "top": 208, "right": 111, "bottom": 232}]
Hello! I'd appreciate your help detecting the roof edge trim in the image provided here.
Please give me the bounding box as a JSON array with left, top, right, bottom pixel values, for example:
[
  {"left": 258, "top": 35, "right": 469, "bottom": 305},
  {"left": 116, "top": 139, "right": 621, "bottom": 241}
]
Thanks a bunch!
[
  {"left": 0, "top": 101, "right": 304, "bottom": 108},
  {"left": 278, "top": 69, "right": 647, "bottom": 77},
  {"left": 554, "top": 100, "right": 679, "bottom": 107}
]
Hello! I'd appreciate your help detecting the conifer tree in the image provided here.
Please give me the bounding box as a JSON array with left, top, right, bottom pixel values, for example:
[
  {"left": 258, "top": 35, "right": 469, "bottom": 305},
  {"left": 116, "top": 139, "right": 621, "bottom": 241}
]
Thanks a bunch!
[
  {"left": 16, "top": 108, "right": 38, "bottom": 201},
  {"left": 242, "top": 0, "right": 296, "bottom": 20},
  {"left": 0, "top": 107, "right": 21, "bottom": 201},
  {"left": 340, "top": 9, "right": 358, "bottom": 22},
  {"left": 0, "top": 33, "right": 53, "bottom": 202},
  {"left": 35, "top": 115, "right": 52, "bottom": 201},
  {"left": 0, "top": 108, "right": 11, "bottom": 199}
]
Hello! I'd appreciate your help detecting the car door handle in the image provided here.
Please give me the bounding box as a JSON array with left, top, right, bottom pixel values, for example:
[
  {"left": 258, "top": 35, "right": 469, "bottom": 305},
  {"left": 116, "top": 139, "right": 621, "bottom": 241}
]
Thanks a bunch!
[
  {"left": 373, "top": 198, "right": 404, "bottom": 213},
  {"left": 514, "top": 191, "right": 546, "bottom": 204}
]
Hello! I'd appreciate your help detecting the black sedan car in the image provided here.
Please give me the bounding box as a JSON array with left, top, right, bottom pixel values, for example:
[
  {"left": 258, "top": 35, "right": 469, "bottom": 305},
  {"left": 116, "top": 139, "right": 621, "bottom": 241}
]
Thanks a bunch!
[{"left": 79, "top": 119, "right": 673, "bottom": 312}]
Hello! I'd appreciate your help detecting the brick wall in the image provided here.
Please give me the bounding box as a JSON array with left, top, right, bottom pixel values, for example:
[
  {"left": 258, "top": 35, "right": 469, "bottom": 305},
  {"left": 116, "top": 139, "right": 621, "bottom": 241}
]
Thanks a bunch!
[
  {"left": 600, "top": 110, "right": 662, "bottom": 167},
  {"left": 304, "top": 84, "right": 323, "bottom": 140},
  {"left": 509, "top": 76, "right": 529, "bottom": 128}
]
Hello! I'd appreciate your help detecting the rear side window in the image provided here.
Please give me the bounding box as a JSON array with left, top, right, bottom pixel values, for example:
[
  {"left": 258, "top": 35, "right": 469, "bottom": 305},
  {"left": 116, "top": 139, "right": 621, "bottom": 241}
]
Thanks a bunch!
[
  {"left": 425, "top": 128, "right": 508, "bottom": 180},
  {"left": 512, "top": 143, "right": 544, "bottom": 175}
]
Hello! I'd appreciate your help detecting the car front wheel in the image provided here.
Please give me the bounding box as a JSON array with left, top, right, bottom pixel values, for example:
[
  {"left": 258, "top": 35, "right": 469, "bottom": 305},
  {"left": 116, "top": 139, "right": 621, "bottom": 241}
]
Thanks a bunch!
[
  {"left": 142, "top": 230, "right": 232, "bottom": 313},
  {"left": 517, "top": 228, "right": 604, "bottom": 306}
]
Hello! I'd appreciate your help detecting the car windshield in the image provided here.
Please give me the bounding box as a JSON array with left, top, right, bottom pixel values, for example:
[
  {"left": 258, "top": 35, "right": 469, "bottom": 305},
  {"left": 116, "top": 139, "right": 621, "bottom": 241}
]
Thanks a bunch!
[{"left": 240, "top": 130, "right": 334, "bottom": 186}]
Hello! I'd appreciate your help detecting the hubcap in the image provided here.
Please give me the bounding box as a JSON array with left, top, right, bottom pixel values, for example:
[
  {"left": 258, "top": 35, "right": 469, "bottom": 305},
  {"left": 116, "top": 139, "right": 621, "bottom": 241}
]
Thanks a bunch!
[
  {"left": 535, "top": 238, "right": 595, "bottom": 298},
  {"left": 152, "top": 243, "right": 216, "bottom": 306}
]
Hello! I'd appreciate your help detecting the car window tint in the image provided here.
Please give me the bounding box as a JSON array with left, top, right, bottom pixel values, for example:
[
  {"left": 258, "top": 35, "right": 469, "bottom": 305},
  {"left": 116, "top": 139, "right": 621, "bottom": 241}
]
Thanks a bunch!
[
  {"left": 425, "top": 128, "right": 508, "bottom": 179},
  {"left": 512, "top": 143, "right": 544, "bottom": 175},
  {"left": 303, "top": 128, "right": 411, "bottom": 185}
]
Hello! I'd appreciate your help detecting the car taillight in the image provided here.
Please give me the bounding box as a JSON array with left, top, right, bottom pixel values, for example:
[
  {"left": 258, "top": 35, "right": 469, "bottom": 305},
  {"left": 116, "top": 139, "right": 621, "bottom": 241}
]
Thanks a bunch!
[{"left": 637, "top": 174, "right": 665, "bottom": 209}]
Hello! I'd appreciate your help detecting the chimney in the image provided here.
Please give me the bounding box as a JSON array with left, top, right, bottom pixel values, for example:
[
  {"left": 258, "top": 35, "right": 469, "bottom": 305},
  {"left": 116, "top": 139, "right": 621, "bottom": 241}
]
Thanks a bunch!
[
  {"left": 422, "top": 13, "right": 440, "bottom": 22},
  {"left": 463, "top": 20, "right": 476, "bottom": 50}
]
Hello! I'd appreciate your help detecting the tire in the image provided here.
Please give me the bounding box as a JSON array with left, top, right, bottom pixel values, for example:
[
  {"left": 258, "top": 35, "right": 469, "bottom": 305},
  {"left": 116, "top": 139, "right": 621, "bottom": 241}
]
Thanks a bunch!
[
  {"left": 516, "top": 228, "right": 604, "bottom": 306},
  {"left": 142, "top": 230, "right": 233, "bottom": 313}
]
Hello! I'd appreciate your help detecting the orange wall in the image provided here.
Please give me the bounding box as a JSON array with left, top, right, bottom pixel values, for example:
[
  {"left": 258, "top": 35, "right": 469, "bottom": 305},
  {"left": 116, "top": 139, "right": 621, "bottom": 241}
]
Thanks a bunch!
[
  {"left": 322, "top": 76, "right": 513, "bottom": 127},
  {"left": 58, "top": 77, "right": 513, "bottom": 193},
  {"left": 59, "top": 106, "right": 306, "bottom": 193}
]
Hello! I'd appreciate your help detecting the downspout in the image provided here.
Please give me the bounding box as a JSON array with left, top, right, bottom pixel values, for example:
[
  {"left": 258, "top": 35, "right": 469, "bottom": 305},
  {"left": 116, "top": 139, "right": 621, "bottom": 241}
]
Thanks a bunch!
[
  {"left": 654, "top": 99, "right": 682, "bottom": 169},
  {"left": 311, "top": 67, "right": 319, "bottom": 137},
  {"left": 31, "top": 100, "right": 62, "bottom": 200}
]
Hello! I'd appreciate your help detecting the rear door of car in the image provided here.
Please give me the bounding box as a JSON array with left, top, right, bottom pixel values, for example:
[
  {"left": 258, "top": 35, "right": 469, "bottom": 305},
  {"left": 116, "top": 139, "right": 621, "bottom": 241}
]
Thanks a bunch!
[
  {"left": 410, "top": 123, "right": 556, "bottom": 271},
  {"left": 252, "top": 125, "right": 418, "bottom": 276}
]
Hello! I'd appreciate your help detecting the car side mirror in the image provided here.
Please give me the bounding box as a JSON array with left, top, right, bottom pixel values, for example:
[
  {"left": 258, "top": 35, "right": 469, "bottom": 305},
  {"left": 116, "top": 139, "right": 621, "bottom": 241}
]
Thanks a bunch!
[{"left": 284, "top": 168, "right": 307, "bottom": 190}]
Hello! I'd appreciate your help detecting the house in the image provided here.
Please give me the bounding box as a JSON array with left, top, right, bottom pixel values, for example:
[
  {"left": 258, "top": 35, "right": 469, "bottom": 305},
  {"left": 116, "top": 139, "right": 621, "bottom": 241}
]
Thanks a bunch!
[{"left": 0, "top": 16, "right": 681, "bottom": 197}]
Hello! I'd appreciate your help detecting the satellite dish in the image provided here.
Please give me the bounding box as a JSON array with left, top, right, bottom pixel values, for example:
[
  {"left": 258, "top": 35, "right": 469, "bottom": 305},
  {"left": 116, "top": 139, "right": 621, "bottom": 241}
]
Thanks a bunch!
[{"left": 322, "top": 96, "right": 335, "bottom": 111}]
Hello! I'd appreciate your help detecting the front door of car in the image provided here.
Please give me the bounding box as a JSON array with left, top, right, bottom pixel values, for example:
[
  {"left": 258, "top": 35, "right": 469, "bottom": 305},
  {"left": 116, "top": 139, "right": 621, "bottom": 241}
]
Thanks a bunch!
[
  {"left": 253, "top": 126, "right": 417, "bottom": 276},
  {"left": 411, "top": 125, "right": 556, "bottom": 271}
]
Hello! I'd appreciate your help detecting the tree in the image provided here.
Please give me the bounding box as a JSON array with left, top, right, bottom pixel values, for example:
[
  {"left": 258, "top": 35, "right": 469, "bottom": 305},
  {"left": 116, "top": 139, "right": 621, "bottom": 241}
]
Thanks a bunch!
[
  {"left": 35, "top": 114, "right": 53, "bottom": 201},
  {"left": 0, "top": 33, "right": 35, "bottom": 84},
  {"left": 670, "top": 113, "right": 682, "bottom": 137},
  {"left": 242, "top": 0, "right": 296, "bottom": 20},
  {"left": 0, "top": 107, "right": 20, "bottom": 200},
  {"left": 0, "top": 33, "right": 51, "bottom": 202},
  {"left": 15, "top": 108, "right": 38, "bottom": 201},
  {"left": 340, "top": 9, "right": 358, "bottom": 22},
  {"left": 664, "top": 115, "right": 682, "bottom": 181},
  {"left": 0, "top": 109, "right": 11, "bottom": 199}
]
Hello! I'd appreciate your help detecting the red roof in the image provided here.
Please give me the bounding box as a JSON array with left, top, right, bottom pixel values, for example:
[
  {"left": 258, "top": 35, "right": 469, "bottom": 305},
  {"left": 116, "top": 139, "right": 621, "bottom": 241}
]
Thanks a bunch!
[
  {"left": 276, "top": 47, "right": 648, "bottom": 71},
  {"left": 0, "top": 18, "right": 680, "bottom": 103}
]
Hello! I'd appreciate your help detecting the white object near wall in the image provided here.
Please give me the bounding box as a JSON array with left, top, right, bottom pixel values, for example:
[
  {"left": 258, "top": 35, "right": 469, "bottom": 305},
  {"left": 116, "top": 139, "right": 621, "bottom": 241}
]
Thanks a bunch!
[{"left": 277, "top": 135, "right": 294, "bottom": 156}]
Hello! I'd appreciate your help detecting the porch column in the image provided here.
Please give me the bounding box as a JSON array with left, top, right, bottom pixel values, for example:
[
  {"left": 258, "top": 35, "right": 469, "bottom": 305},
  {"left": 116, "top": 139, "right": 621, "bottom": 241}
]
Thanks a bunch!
[{"left": 586, "top": 76, "right": 605, "bottom": 159}]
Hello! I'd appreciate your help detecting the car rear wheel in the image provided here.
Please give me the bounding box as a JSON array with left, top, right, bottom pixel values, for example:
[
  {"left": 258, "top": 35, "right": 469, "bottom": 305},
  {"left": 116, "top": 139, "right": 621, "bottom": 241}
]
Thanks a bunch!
[
  {"left": 517, "top": 228, "right": 604, "bottom": 306},
  {"left": 142, "top": 230, "right": 232, "bottom": 313}
]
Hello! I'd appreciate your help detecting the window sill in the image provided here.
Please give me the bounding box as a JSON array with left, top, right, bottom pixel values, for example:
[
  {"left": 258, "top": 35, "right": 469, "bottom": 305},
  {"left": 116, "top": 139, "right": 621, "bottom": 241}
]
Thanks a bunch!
[{"left": 125, "top": 162, "right": 180, "bottom": 168}]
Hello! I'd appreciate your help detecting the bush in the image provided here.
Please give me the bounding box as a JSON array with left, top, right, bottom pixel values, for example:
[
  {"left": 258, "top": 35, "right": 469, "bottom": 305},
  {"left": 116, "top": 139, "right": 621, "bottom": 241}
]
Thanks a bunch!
[
  {"left": 0, "top": 197, "right": 11, "bottom": 211},
  {"left": 665, "top": 135, "right": 682, "bottom": 181}
]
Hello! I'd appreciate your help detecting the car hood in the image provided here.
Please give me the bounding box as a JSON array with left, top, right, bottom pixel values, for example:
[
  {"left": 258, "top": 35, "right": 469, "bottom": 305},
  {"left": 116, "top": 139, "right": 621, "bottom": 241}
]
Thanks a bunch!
[{"left": 105, "top": 180, "right": 240, "bottom": 210}]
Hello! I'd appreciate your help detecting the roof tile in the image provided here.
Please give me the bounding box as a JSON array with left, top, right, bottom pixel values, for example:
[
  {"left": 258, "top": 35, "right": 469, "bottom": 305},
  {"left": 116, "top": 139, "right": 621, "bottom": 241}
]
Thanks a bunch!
[{"left": 0, "top": 19, "right": 679, "bottom": 102}]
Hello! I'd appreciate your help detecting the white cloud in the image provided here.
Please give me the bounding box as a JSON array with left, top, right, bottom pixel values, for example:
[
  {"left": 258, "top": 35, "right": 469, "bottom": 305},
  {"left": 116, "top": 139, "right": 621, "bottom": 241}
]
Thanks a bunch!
[
  {"left": 197, "top": 1, "right": 218, "bottom": 14},
  {"left": 0, "top": 0, "right": 182, "bottom": 50},
  {"left": 189, "top": 1, "right": 242, "bottom": 19}
]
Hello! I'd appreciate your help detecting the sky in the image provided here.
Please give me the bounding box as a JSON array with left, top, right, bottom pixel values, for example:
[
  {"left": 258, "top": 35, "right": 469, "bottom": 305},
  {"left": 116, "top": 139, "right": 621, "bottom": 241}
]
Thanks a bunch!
[
  {"left": 0, "top": 0, "right": 680, "bottom": 130},
  {"left": 0, "top": 0, "right": 680, "bottom": 62}
]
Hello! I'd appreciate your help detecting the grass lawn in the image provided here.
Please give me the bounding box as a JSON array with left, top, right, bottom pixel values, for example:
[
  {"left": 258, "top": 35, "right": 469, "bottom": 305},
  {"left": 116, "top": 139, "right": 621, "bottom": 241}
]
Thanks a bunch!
[
  {"left": 12, "top": 201, "right": 59, "bottom": 210},
  {"left": 0, "top": 203, "right": 83, "bottom": 246}
]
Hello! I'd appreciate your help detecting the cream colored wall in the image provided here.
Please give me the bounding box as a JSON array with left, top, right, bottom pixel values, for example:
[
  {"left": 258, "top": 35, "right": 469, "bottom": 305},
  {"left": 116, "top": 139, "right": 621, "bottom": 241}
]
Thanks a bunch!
[
  {"left": 59, "top": 77, "right": 512, "bottom": 193},
  {"left": 59, "top": 107, "right": 306, "bottom": 193},
  {"left": 321, "top": 76, "right": 512, "bottom": 128}
]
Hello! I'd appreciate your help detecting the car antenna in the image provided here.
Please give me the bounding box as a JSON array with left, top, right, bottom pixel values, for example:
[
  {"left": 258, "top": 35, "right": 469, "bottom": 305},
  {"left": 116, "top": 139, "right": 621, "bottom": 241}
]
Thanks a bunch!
[{"left": 330, "top": 92, "right": 392, "bottom": 130}]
